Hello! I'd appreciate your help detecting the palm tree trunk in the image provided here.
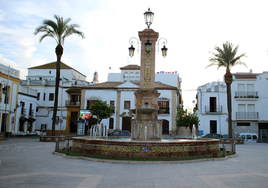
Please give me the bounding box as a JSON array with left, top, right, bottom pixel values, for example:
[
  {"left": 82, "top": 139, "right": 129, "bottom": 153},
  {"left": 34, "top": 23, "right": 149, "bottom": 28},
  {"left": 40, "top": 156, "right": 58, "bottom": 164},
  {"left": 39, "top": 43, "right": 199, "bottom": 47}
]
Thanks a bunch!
[
  {"left": 225, "top": 69, "right": 233, "bottom": 138},
  {"left": 52, "top": 44, "right": 63, "bottom": 136}
]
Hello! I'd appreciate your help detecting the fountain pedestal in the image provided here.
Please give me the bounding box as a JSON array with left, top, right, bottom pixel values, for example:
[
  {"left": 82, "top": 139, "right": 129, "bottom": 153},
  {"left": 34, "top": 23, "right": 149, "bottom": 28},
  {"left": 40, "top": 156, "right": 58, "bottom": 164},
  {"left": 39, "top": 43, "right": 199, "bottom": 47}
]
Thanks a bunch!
[{"left": 130, "top": 89, "right": 163, "bottom": 141}]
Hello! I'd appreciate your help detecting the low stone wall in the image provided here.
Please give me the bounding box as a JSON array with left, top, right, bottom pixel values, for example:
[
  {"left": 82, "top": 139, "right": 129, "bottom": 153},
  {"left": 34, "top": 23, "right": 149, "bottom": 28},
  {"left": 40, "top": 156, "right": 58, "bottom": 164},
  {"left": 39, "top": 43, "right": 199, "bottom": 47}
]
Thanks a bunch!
[
  {"left": 71, "top": 137, "right": 220, "bottom": 158},
  {"left": 40, "top": 136, "right": 65, "bottom": 142},
  {"left": 220, "top": 138, "right": 244, "bottom": 144}
]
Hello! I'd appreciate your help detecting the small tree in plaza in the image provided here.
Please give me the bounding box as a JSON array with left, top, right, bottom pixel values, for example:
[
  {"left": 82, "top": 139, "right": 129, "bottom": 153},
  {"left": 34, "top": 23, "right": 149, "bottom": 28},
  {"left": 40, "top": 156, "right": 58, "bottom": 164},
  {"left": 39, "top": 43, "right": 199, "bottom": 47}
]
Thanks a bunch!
[
  {"left": 176, "top": 106, "right": 199, "bottom": 131},
  {"left": 88, "top": 100, "right": 114, "bottom": 124}
]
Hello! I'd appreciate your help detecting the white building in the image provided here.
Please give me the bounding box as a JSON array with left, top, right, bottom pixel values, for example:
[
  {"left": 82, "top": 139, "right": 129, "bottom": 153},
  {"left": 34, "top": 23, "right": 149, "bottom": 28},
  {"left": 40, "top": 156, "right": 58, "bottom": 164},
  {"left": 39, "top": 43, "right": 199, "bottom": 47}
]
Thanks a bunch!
[
  {"left": 21, "top": 61, "right": 90, "bottom": 135},
  {"left": 196, "top": 70, "right": 268, "bottom": 142},
  {"left": 81, "top": 65, "right": 182, "bottom": 135},
  {"left": 16, "top": 86, "right": 38, "bottom": 133},
  {"left": 0, "top": 63, "right": 23, "bottom": 137},
  {"left": 232, "top": 71, "right": 268, "bottom": 142},
  {"left": 196, "top": 82, "right": 228, "bottom": 137}
]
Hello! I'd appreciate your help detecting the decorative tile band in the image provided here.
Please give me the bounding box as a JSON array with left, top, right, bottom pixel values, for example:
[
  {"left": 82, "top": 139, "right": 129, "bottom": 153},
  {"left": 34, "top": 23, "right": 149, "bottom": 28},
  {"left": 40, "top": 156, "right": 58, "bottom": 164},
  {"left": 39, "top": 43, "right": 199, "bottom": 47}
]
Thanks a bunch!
[
  {"left": 73, "top": 141, "right": 219, "bottom": 154},
  {"left": 144, "top": 52, "right": 151, "bottom": 88}
]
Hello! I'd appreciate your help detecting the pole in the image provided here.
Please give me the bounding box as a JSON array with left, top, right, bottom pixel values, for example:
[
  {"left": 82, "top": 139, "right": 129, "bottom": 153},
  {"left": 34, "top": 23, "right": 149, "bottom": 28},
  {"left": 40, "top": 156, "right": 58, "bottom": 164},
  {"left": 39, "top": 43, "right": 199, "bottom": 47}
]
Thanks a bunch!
[
  {"left": 60, "top": 78, "right": 63, "bottom": 135},
  {"left": 4, "top": 66, "right": 10, "bottom": 140}
]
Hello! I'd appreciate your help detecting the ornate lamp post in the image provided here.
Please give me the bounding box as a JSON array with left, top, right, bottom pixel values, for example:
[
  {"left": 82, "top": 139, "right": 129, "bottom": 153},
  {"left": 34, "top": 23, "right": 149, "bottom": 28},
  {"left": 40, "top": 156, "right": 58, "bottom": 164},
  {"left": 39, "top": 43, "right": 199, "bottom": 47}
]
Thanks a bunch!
[
  {"left": 127, "top": 8, "right": 170, "bottom": 141},
  {"left": 128, "top": 8, "right": 168, "bottom": 58}
]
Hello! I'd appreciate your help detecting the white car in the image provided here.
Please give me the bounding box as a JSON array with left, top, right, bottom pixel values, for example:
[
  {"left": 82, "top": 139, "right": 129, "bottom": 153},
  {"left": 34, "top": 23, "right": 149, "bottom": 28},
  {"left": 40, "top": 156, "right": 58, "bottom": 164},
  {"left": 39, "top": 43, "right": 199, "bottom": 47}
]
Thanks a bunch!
[{"left": 238, "top": 133, "right": 258, "bottom": 142}]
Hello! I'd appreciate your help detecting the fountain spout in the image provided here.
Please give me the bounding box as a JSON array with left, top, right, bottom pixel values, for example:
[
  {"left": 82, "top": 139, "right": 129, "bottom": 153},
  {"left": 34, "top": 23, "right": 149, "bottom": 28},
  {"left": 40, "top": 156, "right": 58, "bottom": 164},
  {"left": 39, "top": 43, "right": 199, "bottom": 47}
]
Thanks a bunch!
[{"left": 192, "top": 124, "right": 197, "bottom": 140}]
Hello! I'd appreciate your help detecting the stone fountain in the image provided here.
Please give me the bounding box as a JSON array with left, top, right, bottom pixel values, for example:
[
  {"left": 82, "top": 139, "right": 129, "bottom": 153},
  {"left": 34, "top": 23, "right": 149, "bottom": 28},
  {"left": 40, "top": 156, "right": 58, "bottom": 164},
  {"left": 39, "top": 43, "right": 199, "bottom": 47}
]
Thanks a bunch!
[
  {"left": 129, "top": 28, "right": 164, "bottom": 141},
  {"left": 70, "top": 9, "right": 220, "bottom": 159}
]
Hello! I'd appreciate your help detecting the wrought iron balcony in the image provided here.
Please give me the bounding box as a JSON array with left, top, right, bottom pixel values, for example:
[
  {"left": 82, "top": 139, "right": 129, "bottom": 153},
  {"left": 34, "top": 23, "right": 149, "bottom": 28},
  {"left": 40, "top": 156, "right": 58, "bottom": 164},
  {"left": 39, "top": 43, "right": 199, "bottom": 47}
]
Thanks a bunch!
[
  {"left": 65, "top": 100, "right": 81, "bottom": 106},
  {"left": 205, "top": 105, "right": 222, "bottom": 114},
  {"left": 234, "top": 91, "right": 259, "bottom": 99},
  {"left": 29, "top": 110, "right": 34, "bottom": 117},
  {"left": 236, "top": 112, "right": 259, "bottom": 120},
  {"left": 21, "top": 108, "right": 26, "bottom": 116},
  {"left": 159, "top": 107, "right": 170, "bottom": 114}
]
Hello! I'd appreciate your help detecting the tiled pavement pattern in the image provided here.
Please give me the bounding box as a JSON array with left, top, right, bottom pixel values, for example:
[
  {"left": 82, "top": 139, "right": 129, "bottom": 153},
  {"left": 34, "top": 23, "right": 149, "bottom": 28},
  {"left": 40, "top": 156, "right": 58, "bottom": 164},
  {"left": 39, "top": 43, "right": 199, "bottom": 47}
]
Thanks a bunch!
[{"left": 0, "top": 137, "right": 268, "bottom": 188}]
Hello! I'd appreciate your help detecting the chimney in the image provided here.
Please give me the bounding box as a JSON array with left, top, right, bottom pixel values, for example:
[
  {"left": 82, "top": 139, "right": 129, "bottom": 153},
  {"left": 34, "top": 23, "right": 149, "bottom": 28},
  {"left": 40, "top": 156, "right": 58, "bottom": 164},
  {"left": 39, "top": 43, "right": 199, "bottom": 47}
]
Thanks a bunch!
[{"left": 250, "top": 69, "right": 252, "bottom": 73}]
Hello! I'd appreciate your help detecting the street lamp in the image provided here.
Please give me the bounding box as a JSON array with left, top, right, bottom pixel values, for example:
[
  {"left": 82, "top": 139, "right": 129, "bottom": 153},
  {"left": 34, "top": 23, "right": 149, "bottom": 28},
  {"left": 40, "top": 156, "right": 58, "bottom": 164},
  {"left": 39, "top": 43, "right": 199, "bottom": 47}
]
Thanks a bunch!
[
  {"left": 128, "top": 37, "right": 140, "bottom": 57},
  {"left": 144, "top": 8, "right": 154, "bottom": 28},
  {"left": 157, "top": 38, "right": 168, "bottom": 57},
  {"left": 128, "top": 8, "right": 168, "bottom": 58}
]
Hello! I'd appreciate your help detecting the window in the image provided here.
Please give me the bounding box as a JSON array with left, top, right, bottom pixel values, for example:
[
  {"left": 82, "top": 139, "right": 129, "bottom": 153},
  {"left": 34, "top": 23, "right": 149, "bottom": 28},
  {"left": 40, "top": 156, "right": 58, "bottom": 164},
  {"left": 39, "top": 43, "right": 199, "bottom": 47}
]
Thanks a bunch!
[
  {"left": 158, "top": 101, "right": 169, "bottom": 114},
  {"left": 124, "top": 101, "right": 130, "bottom": 109},
  {"left": 87, "top": 100, "right": 97, "bottom": 109},
  {"left": 37, "top": 93, "right": 40, "bottom": 100},
  {"left": 49, "top": 93, "right": 54, "bottom": 101},
  {"left": 110, "top": 101, "right": 115, "bottom": 113},
  {"left": 29, "top": 103, "right": 33, "bottom": 116},
  {"left": 238, "top": 122, "right": 250, "bottom": 126},
  {"left": 4, "top": 86, "right": 10, "bottom": 104},
  {"left": 49, "top": 70, "right": 51, "bottom": 74},
  {"left": 109, "top": 118, "right": 114, "bottom": 129},
  {"left": 209, "top": 97, "right": 216, "bottom": 112},
  {"left": 43, "top": 93, "right": 46, "bottom": 101}
]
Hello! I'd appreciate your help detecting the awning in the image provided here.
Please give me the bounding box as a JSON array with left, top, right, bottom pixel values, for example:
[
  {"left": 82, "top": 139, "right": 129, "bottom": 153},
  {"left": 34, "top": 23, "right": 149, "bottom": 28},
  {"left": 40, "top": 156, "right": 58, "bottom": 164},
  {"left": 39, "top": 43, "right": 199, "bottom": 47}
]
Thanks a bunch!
[
  {"left": 28, "top": 117, "right": 36, "bottom": 122},
  {"left": 20, "top": 117, "right": 28, "bottom": 122}
]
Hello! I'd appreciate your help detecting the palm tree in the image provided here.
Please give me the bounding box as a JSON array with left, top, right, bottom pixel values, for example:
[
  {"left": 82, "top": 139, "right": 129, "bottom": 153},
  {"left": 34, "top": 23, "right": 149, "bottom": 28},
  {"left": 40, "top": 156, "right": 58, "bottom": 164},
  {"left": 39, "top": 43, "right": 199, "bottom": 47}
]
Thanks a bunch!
[
  {"left": 34, "top": 15, "right": 85, "bottom": 136},
  {"left": 207, "top": 41, "right": 247, "bottom": 138}
]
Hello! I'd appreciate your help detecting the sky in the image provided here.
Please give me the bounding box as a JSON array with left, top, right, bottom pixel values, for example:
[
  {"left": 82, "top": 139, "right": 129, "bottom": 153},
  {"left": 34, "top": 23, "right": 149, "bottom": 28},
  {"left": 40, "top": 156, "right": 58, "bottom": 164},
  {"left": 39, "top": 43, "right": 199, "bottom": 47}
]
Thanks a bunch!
[{"left": 1, "top": 0, "right": 268, "bottom": 109}]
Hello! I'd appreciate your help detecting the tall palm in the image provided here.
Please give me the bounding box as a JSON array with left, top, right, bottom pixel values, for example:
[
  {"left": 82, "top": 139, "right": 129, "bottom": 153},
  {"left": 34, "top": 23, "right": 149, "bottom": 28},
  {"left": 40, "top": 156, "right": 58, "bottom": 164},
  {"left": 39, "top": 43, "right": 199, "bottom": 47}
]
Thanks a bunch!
[
  {"left": 34, "top": 15, "right": 85, "bottom": 136},
  {"left": 207, "top": 41, "right": 247, "bottom": 138}
]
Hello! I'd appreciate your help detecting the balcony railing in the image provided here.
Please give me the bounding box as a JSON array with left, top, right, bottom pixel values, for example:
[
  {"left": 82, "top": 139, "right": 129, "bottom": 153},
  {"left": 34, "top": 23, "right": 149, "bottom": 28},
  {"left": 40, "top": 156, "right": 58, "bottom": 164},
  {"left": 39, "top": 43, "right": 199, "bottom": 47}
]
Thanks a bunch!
[
  {"left": 21, "top": 108, "right": 26, "bottom": 116},
  {"left": 29, "top": 110, "right": 34, "bottom": 117},
  {"left": 65, "top": 100, "right": 81, "bottom": 106},
  {"left": 234, "top": 91, "right": 258, "bottom": 98},
  {"left": 236, "top": 112, "right": 259, "bottom": 119},
  {"left": 205, "top": 105, "right": 222, "bottom": 114},
  {"left": 159, "top": 108, "right": 170, "bottom": 114}
]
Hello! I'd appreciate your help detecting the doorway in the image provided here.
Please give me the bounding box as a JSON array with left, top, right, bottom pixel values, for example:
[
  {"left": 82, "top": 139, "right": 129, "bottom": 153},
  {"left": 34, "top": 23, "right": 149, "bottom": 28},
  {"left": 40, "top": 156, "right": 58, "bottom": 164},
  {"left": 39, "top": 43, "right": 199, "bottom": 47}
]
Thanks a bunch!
[
  {"left": 122, "top": 117, "right": 131, "bottom": 132},
  {"left": 210, "top": 120, "right": 217, "bottom": 133},
  {"left": 162, "top": 119, "right": 169, "bottom": 135},
  {"left": 260, "top": 129, "right": 267, "bottom": 143},
  {"left": 70, "top": 112, "right": 78, "bottom": 133}
]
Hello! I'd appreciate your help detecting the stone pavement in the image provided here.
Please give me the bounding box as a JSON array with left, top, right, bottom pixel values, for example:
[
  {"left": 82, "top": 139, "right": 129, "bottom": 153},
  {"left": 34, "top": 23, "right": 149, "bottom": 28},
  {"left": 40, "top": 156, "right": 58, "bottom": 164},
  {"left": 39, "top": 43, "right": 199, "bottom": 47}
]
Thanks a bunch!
[{"left": 0, "top": 137, "right": 268, "bottom": 188}]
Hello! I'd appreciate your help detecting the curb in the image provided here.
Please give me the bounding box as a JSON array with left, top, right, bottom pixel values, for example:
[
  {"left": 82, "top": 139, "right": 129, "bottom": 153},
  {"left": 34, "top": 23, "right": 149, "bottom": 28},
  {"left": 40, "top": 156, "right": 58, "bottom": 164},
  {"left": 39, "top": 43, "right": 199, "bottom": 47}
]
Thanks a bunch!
[{"left": 53, "top": 152, "right": 238, "bottom": 164}]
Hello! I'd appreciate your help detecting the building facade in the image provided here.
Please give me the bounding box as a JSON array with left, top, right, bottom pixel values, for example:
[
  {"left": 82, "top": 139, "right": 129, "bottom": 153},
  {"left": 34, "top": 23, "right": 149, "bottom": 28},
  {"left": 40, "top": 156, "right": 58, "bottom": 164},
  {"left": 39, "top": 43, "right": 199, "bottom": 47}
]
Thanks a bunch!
[
  {"left": 20, "top": 62, "right": 90, "bottom": 135},
  {"left": 196, "top": 82, "right": 228, "bottom": 137},
  {"left": 232, "top": 71, "right": 268, "bottom": 142},
  {"left": 80, "top": 65, "right": 182, "bottom": 135},
  {"left": 196, "top": 70, "right": 268, "bottom": 142}
]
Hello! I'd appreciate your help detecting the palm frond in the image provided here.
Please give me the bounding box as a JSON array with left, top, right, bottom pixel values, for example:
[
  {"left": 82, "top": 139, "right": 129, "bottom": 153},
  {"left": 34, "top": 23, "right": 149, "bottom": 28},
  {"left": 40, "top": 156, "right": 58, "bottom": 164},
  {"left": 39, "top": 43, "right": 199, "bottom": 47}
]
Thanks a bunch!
[
  {"left": 207, "top": 41, "right": 247, "bottom": 71},
  {"left": 34, "top": 15, "right": 85, "bottom": 45}
]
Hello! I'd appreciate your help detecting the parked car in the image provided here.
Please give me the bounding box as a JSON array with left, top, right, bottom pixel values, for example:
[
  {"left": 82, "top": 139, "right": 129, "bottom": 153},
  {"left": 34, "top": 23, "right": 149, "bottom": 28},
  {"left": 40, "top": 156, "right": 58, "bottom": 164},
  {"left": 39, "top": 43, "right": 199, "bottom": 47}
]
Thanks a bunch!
[
  {"left": 108, "top": 130, "right": 131, "bottom": 136},
  {"left": 201, "top": 133, "right": 223, "bottom": 139},
  {"left": 238, "top": 133, "right": 258, "bottom": 142}
]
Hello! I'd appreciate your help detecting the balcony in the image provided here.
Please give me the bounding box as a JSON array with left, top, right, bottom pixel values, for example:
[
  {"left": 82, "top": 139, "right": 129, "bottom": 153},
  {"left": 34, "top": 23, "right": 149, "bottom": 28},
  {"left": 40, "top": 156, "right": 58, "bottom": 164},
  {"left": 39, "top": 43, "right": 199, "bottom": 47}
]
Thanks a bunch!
[
  {"left": 236, "top": 112, "right": 259, "bottom": 120},
  {"left": 21, "top": 108, "right": 26, "bottom": 116},
  {"left": 159, "top": 108, "right": 170, "bottom": 114},
  {"left": 205, "top": 105, "right": 222, "bottom": 114},
  {"left": 29, "top": 110, "right": 34, "bottom": 117},
  {"left": 65, "top": 100, "right": 81, "bottom": 106},
  {"left": 234, "top": 91, "right": 258, "bottom": 99}
]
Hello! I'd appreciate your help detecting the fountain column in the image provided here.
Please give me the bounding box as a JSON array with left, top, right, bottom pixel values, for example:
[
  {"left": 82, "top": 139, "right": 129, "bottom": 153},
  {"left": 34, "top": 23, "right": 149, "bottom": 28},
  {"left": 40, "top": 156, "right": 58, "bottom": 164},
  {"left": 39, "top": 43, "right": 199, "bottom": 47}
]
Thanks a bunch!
[{"left": 130, "top": 29, "right": 163, "bottom": 141}]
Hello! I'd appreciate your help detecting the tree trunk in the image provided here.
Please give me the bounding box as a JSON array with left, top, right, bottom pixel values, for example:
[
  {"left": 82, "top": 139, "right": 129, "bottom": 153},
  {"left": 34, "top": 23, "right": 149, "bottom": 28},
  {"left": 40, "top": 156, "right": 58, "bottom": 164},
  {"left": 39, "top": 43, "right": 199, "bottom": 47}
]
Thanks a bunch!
[
  {"left": 224, "top": 70, "right": 233, "bottom": 138},
  {"left": 52, "top": 44, "right": 63, "bottom": 136}
]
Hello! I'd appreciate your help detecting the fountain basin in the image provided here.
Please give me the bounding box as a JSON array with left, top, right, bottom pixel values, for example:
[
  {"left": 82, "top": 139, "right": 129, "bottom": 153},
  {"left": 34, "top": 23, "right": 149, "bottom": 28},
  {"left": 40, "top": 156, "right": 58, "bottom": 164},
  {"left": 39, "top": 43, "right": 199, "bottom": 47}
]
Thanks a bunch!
[{"left": 71, "top": 137, "right": 220, "bottom": 158}]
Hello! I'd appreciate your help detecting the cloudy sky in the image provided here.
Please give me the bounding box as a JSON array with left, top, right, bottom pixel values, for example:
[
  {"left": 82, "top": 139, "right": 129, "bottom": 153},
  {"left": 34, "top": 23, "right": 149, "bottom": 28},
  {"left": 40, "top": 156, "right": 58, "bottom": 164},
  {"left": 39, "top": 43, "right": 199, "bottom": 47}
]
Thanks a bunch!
[{"left": 1, "top": 0, "right": 268, "bottom": 109}]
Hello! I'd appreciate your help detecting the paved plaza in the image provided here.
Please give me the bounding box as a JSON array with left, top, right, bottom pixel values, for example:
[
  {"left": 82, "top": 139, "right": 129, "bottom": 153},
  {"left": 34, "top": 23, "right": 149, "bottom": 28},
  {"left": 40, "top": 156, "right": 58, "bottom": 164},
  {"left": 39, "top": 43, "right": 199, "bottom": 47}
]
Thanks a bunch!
[{"left": 0, "top": 137, "right": 268, "bottom": 188}]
